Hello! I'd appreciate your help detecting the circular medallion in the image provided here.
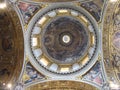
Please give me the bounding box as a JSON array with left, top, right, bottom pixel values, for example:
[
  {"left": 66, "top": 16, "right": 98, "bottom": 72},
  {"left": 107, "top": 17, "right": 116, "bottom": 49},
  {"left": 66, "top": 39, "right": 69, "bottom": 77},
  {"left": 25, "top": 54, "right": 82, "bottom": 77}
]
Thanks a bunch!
[{"left": 27, "top": 5, "right": 99, "bottom": 75}]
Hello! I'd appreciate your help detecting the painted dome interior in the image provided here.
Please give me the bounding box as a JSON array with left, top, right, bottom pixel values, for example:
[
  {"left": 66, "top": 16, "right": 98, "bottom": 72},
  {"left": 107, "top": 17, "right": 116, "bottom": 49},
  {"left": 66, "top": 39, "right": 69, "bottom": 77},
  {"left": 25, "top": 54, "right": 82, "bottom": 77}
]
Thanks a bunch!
[{"left": 0, "top": 0, "right": 120, "bottom": 90}]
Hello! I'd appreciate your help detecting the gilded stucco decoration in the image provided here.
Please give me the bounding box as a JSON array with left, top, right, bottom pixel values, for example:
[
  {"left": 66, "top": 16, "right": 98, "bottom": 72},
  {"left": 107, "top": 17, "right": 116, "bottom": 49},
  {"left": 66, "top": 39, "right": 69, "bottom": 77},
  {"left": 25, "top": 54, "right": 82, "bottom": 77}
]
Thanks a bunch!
[
  {"left": 103, "top": 0, "right": 120, "bottom": 87},
  {"left": 0, "top": 1, "right": 24, "bottom": 88},
  {"left": 25, "top": 81, "right": 98, "bottom": 90}
]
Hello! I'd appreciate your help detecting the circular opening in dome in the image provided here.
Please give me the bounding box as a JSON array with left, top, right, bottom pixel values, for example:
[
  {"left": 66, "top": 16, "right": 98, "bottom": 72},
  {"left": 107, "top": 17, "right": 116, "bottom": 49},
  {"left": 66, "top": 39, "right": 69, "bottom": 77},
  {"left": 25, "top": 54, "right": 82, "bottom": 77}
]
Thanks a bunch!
[{"left": 62, "top": 35, "right": 71, "bottom": 44}]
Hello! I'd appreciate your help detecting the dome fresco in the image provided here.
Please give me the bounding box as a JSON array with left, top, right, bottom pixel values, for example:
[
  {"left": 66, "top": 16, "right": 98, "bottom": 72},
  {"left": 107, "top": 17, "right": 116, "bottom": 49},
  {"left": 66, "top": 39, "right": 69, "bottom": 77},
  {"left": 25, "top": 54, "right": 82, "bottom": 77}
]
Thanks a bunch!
[
  {"left": 28, "top": 6, "right": 99, "bottom": 75},
  {"left": 43, "top": 16, "right": 89, "bottom": 64}
]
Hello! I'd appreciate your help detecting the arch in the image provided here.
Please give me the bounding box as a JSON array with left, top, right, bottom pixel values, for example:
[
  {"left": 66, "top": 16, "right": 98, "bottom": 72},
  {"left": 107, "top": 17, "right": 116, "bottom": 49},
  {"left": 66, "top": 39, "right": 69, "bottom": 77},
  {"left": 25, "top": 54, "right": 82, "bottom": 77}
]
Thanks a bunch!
[
  {"left": 0, "top": 1, "right": 24, "bottom": 85},
  {"left": 102, "top": 0, "right": 120, "bottom": 88},
  {"left": 25, "top": 80, "right": 99, "bottom": 90}
]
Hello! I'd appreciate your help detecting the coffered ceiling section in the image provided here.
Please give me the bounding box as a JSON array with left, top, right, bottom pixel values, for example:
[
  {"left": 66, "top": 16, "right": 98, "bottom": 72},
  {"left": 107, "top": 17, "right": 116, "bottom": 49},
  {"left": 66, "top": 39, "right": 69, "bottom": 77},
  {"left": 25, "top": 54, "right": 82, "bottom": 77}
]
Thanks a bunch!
[{"left": 0, "top": 2, "right": 24, "bottom": 84}]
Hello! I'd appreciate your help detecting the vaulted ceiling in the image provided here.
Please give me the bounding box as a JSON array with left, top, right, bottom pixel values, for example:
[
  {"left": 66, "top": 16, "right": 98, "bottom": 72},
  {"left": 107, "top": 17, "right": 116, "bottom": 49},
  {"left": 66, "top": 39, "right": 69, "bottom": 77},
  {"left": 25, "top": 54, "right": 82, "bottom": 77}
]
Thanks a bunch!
[
  {"left": 0, "top": 0, "right": 120, "bottom": 90},
  {"left": 26, "top": 81, "right": 98, "bottom": 90},
  {"left": 0, "top": 1, "right": 24, "bottom": 87}
]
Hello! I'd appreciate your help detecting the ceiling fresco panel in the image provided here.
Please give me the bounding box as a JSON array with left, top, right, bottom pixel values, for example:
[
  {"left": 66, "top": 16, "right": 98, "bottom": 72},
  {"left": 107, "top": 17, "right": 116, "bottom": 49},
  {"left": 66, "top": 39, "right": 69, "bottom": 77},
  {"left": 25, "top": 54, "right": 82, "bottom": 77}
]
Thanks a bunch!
[
  {"left": 0, "top": 1, "right": 24, "bottom": 89},
  {"left": 103, "top": 0, "right": 120, "bottom": 89}
]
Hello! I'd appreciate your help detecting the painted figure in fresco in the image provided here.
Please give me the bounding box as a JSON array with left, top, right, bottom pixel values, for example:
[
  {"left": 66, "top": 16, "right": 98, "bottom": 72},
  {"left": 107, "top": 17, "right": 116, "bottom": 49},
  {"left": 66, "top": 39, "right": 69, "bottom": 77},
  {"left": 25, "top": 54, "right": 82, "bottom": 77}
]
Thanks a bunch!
[
  {"left": 18, "top": 2, "right": 39, "bottom": 23},
  {"left": 113, "top": 31, "right": 120, "bottom": 49},
  {"left": 112, "top": 54, "right": 120, "bottom": 71},
  {"left": 81, "top": 1, "right": 101, "bottom": 21},
  {"left": 18, "top": 2, "right": 30, "bottom": 12},
  {"left": 84, "top": 62, "right": 103, "bottom": 85},
  {"left": 26, "top": 65, "right": 37, "bottom": 80},
  {"left": 0, "top": 68, "right": 10, "bottom": 76},
  {"left": 114, "top": 10, "right": 120, "bottom": 26},
  {"left": 25, "top": 62, "right": 43, "bottom": 83},
  {"left": 2, "top": 36, "right": 13, "bottom": 52}
]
